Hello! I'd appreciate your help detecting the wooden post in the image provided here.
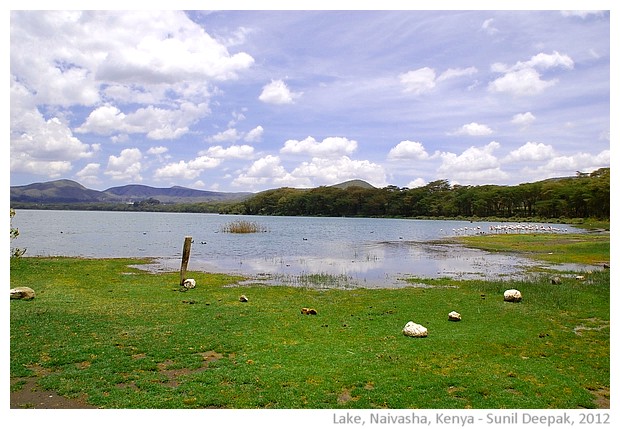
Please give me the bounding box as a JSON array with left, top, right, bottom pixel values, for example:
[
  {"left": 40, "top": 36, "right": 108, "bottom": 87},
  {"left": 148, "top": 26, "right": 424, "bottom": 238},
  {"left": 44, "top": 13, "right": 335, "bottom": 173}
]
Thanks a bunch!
[{"left": 180, "top": 236, "right": 192, "bottom": 285}]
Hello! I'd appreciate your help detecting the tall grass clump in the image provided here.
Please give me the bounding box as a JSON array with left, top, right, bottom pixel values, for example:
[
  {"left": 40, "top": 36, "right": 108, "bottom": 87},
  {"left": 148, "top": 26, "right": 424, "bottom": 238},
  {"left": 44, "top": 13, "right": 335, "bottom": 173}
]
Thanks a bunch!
[{"left": 220, "top": 220, "right": 267, "bottom": 234}]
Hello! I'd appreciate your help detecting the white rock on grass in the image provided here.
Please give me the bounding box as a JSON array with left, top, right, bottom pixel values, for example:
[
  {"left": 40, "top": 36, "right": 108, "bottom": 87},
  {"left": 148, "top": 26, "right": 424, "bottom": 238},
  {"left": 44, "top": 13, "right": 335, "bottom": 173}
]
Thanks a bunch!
[
  {"left": 448, "top": 311, "right": 461, "bottom": 321},
  {"left": 402, "top": 321, "right": 428, "bottom": 337},
  {"left": 10, "top": 287, "right": 36, "bottom": 300},
  {"left": 183, "top": 278, "right": 196, "bottom": 289},
  {"left": 503, "top": 289, "right": 522, "bottom": 302}
]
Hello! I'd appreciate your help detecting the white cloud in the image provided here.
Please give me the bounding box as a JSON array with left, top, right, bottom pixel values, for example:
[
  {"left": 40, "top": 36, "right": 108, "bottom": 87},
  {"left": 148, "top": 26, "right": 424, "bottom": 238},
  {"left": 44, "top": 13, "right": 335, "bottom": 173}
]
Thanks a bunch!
[
  {"left": 10, "top": 10, "right": 252, "bottom": 171},
  {"left": 489, "top": 51, "right": 574, "bottom": 96},
  {"left": 147, "top": 146, "right": 169, "bottom": 162},
  {"left": 11, "top": 116, "right": 97, "bottom": 161},
  {"left": 199, "top": 145, "right": 255, "bottom": 159},
  {"left": 400, "top": 66, "right": 477, "bottom": 94},
  {"left": 11, "top": 80, "right": 96, "bottom": 160},
  {"left": 207, "top": 129, "right": 242, "bottom": 143},
  {"left": 228, "top": 110, "right": 247, "bottom": 127},
  {"left": 289, "top": 156, "right": 386, "bottom": 187},
  {"left": 154, "top": 156, "right": 222, "bottom": 181},
  {"left": 488, "top": 68, "right": 556, "bottom": 96},
  {"left": 503, "top": 142, "right": 555, "bottom": 162},
  {"left": 281, "top": 136, "right": 357, "bottom": 157},
  {"left": 511, "top": 112, "right": 536, "bottom": 128},
  {"left": 100, "top": 81, "right": 212, "bottom": 107},
  {"left": 215, "top": 26, "right": 254, "bottom": 48},
  {"left": 233, "top": 154, "right": 387, "bottom": 190},
  {"left": 76, "top": 103, "right": 210, "bottom": 140},
  {"left": 438, "top": 141, "right": 508, "bottom": 184},
  {"left": 243, "top": 155, "right": 286, "bottom": 178},
  {"left": 440, "top": 141, "right": 501, "bottom": 171},
  {"left": 10, "top": 82, "right": 99, "bottom": 178},
  {"left": 560, "top": 11, "right": 606, "bottom": 19},
  {"left": 93, "top": 13, "right": 254, "bottom": 84},
  {"left": 10, "top": 11, "right": 254, "bottom": 106},
  {"left": 75, "top": 105, "right": 132, "bottom": 135},
  {"left": 232, "top": 155, "right": 298, "bottom": 189},
  {"left": 399, "top": 67, "right": 436, "bottom": 95},
  {"left": 525, "top": 51, "right": 574, "bottom": 70},
  {"left": 437, "top": 67, "right": 478, "bottom": 82},
  {"left": 387, "top": 141, "right": 432, "bottom": 160},
  {"left": 521, "top": 150, "right": 610, "bottom": 180},
  {"left": 111, "top": 134, "right": 129, "bottom": 144},
  {"left": 29, "top": 65, "right": 100, "bottom": 108},
  {"left": 406, "top": 178, "right": 427, "bottom": 189},
  {"left": 207, "top": 126, "right": 264, "bottom": 144},
  {"left": 481, "top": 18, "right": 499, "bottom": 35},
  {"left": 147, "top": 146, "right": 168, "bottom": 156},
  {"left": 451, "top": 122, "right": 493, "bottom": 136},
  {"left": 76, "top": 163, "right": 101, "bottom": 185},
  {"left": 10, "top": 157, "right": 72, "bottom": 178},
  {"left": 189, "top": 156, "right": 222, "bottom": 170},
  {"left": 105, "top": 148, "right": 143, "bottom": 181},
  {"left": 547, "top": 150, "right": 610, "bottom": 171},
  {"left": 259, "top": 80, "right": 302, "bottom": 104},
  {"left": 244, "top": 126, "right": 264, "bottom": 143},
  {"left": 191, "top": 180, "right": 207, "bottom": 189}
]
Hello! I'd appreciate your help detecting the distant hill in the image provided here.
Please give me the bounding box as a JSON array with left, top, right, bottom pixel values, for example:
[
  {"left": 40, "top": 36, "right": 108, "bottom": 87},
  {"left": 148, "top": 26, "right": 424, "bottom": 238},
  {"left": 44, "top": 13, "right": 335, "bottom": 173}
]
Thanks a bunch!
[
  {"left": 10, "top": 179, "right": 113, "bottom": 203},
  {"left": 330, "top": 179, "right": 376, "bottom": 190},
  {"left": 10, "top": 179, "right": 252, "bottom": 204},
  {"left": 103, "top": 184, "right": 251, "bottom": 203},
  {"left": 10, "top": 178, "right": 376, "bottom": 205}
]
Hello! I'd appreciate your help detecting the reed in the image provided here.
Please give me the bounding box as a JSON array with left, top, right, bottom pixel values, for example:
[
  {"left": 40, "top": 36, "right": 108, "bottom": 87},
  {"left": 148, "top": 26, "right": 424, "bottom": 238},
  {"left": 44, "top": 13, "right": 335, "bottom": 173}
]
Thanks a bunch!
[{"left": 220, "top": 220, "right": 267, "bottom": 233}]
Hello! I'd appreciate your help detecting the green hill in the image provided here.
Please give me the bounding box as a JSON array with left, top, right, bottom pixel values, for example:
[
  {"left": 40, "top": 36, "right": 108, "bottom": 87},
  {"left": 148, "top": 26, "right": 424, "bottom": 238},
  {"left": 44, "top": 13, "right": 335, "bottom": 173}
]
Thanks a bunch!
[{"left": 330, "top": 179, "right": 376, "bottom": 190}]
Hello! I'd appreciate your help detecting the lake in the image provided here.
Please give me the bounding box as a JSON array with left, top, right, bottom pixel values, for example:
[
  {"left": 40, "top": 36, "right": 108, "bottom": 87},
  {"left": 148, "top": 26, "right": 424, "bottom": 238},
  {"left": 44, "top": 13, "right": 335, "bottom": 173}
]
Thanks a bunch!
[{"left": 11, "top": 210, "right": 586, "bottom": 288}]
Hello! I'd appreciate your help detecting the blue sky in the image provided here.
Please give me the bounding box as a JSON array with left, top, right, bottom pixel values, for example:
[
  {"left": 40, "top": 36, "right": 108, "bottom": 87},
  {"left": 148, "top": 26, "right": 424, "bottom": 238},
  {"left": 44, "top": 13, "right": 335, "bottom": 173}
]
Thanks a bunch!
[{"left": 8, "top": 5, "right": 611, "bottom": 192}]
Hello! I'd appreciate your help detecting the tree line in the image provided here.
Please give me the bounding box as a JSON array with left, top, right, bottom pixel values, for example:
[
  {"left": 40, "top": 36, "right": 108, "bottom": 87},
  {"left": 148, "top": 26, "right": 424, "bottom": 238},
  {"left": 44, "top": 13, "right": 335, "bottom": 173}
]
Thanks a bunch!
[
  {"left": 12, "top": 168, "right": 609, "bottom": 221},
  {"left": 222, "top": 168, "right": 610, "bottom": 220}
]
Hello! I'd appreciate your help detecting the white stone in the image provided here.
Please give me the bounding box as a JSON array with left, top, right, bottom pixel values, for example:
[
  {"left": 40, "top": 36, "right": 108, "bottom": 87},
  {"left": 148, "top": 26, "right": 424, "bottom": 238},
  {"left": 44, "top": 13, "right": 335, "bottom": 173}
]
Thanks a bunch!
[
  {"left": 504, "top": 289, "right": 522, "bottom": 302},
  {"left": 402, "top": 321, "right": 428, "bottom": 337},
  {"left": 10, "top": 287, "right": 35, "bottom": 300},
  {"left": 448, "top": 311, "right": 461, "bottom": 321},
  {"left": 183, "top": 278, "right": 196, "bottom": 289}
]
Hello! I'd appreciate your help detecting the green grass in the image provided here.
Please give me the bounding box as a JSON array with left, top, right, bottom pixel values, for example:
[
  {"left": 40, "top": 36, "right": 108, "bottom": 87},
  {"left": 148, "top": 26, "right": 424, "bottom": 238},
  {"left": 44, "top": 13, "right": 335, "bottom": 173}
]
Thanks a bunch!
[
  {"left": 456, "top": 233, "right": 610, "bottom": 266},
  {"left": 10, "top": 255, "right": 609, "bottom": 409}
]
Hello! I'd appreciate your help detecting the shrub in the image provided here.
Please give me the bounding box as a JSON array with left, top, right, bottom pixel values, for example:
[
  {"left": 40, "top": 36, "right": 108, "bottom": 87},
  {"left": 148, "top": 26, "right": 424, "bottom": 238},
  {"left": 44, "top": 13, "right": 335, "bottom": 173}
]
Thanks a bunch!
[{"left": 10, "top": 208, "right": 26, "bottom": 257}]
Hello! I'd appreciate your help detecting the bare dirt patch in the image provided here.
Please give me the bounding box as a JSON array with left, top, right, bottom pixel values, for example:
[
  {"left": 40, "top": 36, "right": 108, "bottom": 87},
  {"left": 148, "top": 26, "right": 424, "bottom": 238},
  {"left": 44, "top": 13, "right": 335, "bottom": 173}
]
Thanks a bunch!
[
  {"left": 11, "top": 351, "right": 226, "bottom": 409},
  {"left": 10, "top": 376, "right": 98, "bottom": 409},
  {"left": 589, "top": 387, "right": 610, "bottom": 409}
]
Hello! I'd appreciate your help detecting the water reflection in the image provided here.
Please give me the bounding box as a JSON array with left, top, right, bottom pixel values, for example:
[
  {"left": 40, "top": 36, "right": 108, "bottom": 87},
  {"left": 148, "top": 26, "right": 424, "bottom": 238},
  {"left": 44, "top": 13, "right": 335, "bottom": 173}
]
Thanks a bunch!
[{"left": 151, "top": 240, "right": 565, "bottom": 289}]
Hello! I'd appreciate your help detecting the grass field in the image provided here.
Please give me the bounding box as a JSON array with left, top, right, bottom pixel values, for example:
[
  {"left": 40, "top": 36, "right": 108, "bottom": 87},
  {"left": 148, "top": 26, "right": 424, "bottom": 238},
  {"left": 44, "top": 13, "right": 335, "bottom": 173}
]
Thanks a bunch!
[
  {"left": 456, "top": 233, "right": 610, "bottom": 266},
  {"left": 10, "top": 232, "right": 610, "bottom": 409}
]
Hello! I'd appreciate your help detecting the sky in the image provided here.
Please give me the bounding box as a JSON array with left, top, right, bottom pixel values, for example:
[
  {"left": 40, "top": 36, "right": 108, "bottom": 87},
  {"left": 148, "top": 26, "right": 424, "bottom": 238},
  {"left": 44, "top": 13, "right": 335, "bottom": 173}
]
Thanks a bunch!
[{"left": 7, "top": 4, "right": 612, "bottom": 193}]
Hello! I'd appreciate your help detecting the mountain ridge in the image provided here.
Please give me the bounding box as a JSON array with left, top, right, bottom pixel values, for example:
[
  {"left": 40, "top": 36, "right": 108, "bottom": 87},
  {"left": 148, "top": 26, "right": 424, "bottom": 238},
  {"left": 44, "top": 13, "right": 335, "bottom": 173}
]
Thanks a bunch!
[
  {"left": 10, "top": 180, "right": 252, "bottom": 204},
  {"left": 10, "top": 178, "right": 375, "bottom": 204}
]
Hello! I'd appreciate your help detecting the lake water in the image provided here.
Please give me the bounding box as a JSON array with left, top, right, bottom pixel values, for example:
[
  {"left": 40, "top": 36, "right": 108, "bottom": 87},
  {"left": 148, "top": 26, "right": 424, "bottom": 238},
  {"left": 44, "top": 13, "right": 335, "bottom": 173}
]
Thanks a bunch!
[{"left": 11, "top": 210, "right": 588, "bottom": 288}]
